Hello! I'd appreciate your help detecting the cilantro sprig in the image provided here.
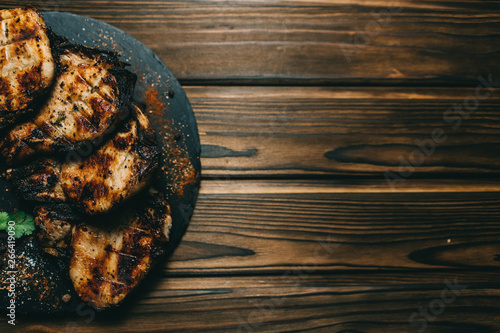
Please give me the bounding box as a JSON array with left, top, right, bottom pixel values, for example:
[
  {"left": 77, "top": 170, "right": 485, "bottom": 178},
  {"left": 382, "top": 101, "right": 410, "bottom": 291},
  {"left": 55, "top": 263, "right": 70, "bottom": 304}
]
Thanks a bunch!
[{"left": 0, "top": 211, "right": 35, "bottom": 238}]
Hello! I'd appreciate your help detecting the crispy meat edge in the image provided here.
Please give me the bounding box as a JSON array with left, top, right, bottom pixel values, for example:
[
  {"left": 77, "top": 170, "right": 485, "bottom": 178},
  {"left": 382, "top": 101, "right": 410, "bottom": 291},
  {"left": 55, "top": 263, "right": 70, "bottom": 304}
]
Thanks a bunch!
[{"left": 0, "top": 8, "right": 61, "bottom": 130}]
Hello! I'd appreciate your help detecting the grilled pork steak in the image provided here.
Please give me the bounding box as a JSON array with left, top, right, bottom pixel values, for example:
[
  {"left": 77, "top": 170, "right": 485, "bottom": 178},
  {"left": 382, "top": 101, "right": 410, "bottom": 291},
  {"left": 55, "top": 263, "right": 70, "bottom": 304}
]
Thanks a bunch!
[
  {"left": 35, "top": 203, "right": 79, "bottom": 257},
  {"left": 7, "top": 104, "right": 159, "bottom": 215},
  {"left": 0, "top": 6, "right": 56, "bottom": 129},
  {"left": 0, "top": 41, "right": 136, "bottom": 165},
  {"left": 33, "top": 191, "right": 172, "bottom": 309},
  {"left": 70, "top": 192, "right": 172, "bottom": 309}
]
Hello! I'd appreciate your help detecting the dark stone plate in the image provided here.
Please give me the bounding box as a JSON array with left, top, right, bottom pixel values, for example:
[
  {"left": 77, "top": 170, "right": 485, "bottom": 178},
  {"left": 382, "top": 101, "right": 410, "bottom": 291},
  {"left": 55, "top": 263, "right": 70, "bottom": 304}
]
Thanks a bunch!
[{"left": 0, "top": 12, "right": 200, "bottom": 314}]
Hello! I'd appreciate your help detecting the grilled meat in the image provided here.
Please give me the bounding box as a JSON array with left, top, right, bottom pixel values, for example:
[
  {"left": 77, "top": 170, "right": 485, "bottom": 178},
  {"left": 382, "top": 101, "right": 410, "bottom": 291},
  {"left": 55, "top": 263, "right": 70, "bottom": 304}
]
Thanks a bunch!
[
  {"left": 35, "top": 203, "right": 79, "bottom": 257},
  {"left": 7, "top": 104, "right": 159, "bottom": 215},
  {"left": 0, "top": 6, "right": 56, "bottom": 129},
  {"left": 70, "top": 191, "right": 172, "bottom": 309},
  {"left": 31, "top": 191, "right": 172, "bottom": 309},
  {"left": 0, "top": 41, "right": 136, "bottom": 165},
  {"left": 61, "top": 104, "right": 158, "bottom": 214},
  {"left": 6, "top": 157, "right": 66, "bottom": 202}
]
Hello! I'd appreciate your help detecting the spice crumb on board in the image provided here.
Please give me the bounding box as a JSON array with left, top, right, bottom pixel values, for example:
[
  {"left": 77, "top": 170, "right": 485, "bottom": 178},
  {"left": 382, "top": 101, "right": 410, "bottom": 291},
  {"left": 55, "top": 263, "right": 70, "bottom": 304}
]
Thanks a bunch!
[
  {"left": 145, "top": 87, "right": 165, "bottom": 116},
  {"left": 143, "top": 86, "right": 198, "bottom": 197}
]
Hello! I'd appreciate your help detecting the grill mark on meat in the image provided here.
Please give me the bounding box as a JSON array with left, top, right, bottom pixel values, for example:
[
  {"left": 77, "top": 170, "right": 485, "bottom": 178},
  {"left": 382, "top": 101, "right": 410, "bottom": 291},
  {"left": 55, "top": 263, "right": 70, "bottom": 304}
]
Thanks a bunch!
[
  {"left": 80, "top": 181, "right": 109, "bottom": 204},
  {"left": 38, "top": 120, "right": 57, "bottom": 136},
  {"left": 77, "top": 69, "right": 117, "bottom": 106},
  {"left": 5, "top": 26, "right": 38, "bottom": 46},
  {"left": 6, "top": 158, "right": 66, "bottom": 202},
  {"left": 0, "top": 76, "right": 10, "bottom": 95},
  {"left": 84, "top": 152, "right": 114, "bottom": 172},
  {"left": 75, "top": 114, "right": 98, "bottom": 134},
  {"left": 8, "top": 105, "right": 159, "bottom": 215},
  {"left": 90, "top": 96, "right": 112, "bottom": 127},
  {"left": 0, "top": 7, "right": 55, "bottom": 129},
  {"left": 75, "top": 73, "right": 87, "bottom": 85},
  {"left": 112, "top": 132, "right": 133, "bottom": 150},
  {"left": 47, "top": 67, "right": 108, "bottom": 141},
  {"left": 116, "top": 254, "right": 140, "bottom": 284},
  {"left": 0, "top": 13, "right": 40, "bottom": 46},
  {"left": 0, "top": 39, "right": 136, "bottom": 163},
  {"left": 4, "top": 36, "right": 47, "bottom": 72},
  {"left": 0, "top": 32, "right": 41, "bottom": 49},
  {"left": 100, "top": 74, "right": 117, "bottom": 100},
  {"left": 17, "top": 64, "right": 42, "bottom": 95}
]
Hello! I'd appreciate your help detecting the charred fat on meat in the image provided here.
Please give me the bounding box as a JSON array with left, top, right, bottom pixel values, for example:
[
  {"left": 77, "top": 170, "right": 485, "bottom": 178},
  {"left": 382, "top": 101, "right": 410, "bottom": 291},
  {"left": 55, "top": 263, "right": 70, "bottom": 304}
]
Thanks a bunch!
[
  {"left": 0, "top": 41, "right": 136, "bottom": 165},
  {"left": 0, "top": 6, "right": 56, "bottom": 129},
  {"left": 7, "top": 104, "right": 159, "bottom": 215}
]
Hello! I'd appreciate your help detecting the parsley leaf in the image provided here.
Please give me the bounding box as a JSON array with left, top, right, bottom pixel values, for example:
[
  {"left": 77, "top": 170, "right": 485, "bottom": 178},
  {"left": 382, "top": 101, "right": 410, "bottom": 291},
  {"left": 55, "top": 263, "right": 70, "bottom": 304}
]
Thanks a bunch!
[
  {"left": 0, "top": 211, "right": 35, "bottom": 238},
  {"left": 0, "top": 212, "right": 8, "bottom": 230}
]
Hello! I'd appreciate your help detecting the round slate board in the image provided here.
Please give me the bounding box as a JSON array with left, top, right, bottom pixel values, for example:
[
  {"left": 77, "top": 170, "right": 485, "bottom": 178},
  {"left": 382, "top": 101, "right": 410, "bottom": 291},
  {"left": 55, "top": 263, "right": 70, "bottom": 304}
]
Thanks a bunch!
[{"left": 0, "top": 12, "right": 201, "bottom": 314}]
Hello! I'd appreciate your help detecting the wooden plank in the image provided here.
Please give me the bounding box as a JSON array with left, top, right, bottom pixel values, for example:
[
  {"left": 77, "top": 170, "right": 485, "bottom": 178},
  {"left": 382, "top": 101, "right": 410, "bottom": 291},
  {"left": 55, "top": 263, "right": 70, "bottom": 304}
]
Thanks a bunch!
[
  {"left": 1, "top": 0, "right": 499, "bottom": 84},
  {"left": 158, "top": 180, "right": 500, "bottom": 275},
  {"left": 199, "top": 178, "right": 500, "bottom": 194},
  {"left": 184, "top": 86, "right": 500, "bottom": 177},
  {"left": 7, "top": 274, "right": 500, "bottom": 332}
]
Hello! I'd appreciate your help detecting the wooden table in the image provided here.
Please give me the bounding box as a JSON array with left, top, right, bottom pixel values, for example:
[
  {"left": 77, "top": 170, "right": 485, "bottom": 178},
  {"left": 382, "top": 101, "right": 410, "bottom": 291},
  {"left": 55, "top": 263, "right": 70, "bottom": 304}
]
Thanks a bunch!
[{"left": 3, "top": 1, "right": 500, "bottom": 332}]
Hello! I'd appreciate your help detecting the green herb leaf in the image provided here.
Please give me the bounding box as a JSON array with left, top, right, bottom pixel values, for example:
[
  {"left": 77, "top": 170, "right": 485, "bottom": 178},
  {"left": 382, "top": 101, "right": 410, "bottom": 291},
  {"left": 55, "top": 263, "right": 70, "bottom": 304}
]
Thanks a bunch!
[
  {"left": 0, "top": 211, "right": 35, "bottom": 238},
  {"left": 0, "top": 212, "right": 9, "bottom": 230}
]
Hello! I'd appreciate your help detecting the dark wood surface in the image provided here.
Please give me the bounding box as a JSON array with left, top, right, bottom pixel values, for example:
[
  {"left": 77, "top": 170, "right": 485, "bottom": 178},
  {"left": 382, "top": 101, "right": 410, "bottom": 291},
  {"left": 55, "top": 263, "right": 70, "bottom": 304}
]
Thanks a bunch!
[{"left": 1, "top": 1, "right": 500, "bottom": 332}]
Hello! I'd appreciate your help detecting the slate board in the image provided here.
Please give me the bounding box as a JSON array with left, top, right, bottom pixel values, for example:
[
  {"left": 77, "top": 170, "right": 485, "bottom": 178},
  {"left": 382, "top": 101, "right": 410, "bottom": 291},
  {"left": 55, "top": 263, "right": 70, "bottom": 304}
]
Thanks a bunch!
[{"left": 0, "top": 12, "right": 201, "bottom": 314}]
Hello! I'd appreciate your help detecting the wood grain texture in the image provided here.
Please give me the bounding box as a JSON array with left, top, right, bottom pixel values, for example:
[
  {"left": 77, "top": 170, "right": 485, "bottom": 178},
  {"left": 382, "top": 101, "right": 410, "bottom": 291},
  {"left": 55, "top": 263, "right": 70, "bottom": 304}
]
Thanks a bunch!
[
  {"left": 160, "top": 180, "right": 500, "bottom": 275},
  {"left": 5, "top": 274, "right": 500, "bottom": 332},
  {"left": 1, "top": 0, "right": 499, "bottom": 84},
  {"left": 199, "top": 178, "right": 500, "bottom": 194},
  {"left": 186, "top": 86, "right": 500, "bottom": 177}
]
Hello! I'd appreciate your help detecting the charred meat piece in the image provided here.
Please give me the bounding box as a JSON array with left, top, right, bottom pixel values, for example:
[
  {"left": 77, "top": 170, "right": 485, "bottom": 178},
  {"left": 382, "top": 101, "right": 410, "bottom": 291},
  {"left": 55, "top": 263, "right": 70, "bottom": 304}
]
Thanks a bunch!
[
  {"left": 0, "top": 41, "right": 136, "bottom": 165},
  {"left": 31, "top": 191, "right": 172, "bottom": 309},
  {"left": 70, "top": 192, "right": 172, "bottom": 309},
  {"left": 0, "top": 6, "right": 56, "bottom": 129},
  {"left": 6, "top": 157, "right": 66, "bottom": 202},
  {"left": 34, "top": 203, "right": 79, "bottom": 257},
  {"left": 61, "top": 104, "right": 158, "bottom": 214},
  {"left": 7, "top": 104, "right": 159, "bottom": 215}
]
